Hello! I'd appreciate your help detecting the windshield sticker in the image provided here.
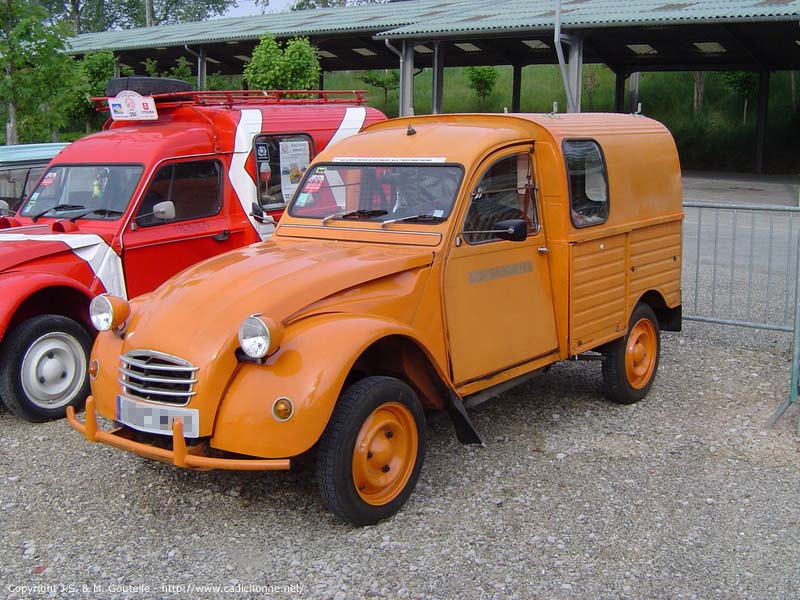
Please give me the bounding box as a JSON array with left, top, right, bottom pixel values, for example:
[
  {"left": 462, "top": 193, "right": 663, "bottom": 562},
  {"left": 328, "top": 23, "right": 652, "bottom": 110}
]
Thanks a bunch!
[
  {"left": 433, "top": 209, "right": 444, "bottom": 218},
  {"left": 40, "top": 172, "right": 57, "bottom": 187},
  {"left": 315, "top": 166, "right": 327, "bottom": 173},
  {"left": 331, "top": 157, "right": 447, "bottom": 164},
  {"left": 295, "top": 192, "right": 309, "bottom": 206},
  {"left": 303, "top": 174, "right": 325, "bottom": 193}
]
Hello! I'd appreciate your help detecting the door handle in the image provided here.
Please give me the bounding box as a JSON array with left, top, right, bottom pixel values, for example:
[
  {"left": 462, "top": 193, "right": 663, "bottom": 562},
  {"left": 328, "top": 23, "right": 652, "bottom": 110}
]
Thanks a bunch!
[
  {"left": 537, "top": 246, "right": 550, "bottom": 255},
  {"left": 213, "top": 230, "right": 230, "bottom": 242}
]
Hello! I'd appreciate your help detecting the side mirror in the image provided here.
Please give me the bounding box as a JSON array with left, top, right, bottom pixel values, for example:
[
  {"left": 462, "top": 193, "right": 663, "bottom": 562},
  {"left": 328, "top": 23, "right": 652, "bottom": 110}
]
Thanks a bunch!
[
  {"left": 152, "top": 200, "right": 175, "bottom": 221},
  {"left": 250, "top": 201, "right": 275, "bottom": 225},
  {"left": 462, "top": 219, "right": 528, "bottom": 242},
  {"left": 0, "top": 200, "right": 10, "bottom": 216},
  {"left": 494, "top": 219, "right": 528, "bottom": 242}
]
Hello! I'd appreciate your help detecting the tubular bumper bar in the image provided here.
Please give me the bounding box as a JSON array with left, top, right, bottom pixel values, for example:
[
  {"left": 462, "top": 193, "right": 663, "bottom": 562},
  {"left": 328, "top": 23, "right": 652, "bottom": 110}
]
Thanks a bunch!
[{"left": 67, "top": 396, "right": 291, "bottom": 471}]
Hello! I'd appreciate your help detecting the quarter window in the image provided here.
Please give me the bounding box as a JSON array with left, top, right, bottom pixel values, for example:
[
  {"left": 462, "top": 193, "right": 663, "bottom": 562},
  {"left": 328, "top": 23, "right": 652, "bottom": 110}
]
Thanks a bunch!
[
  {"left": 463, "top": 153, "right": 538, "bottom": 244},
  {"left": 564, "top": 140, "right": 609, "bottom": 228},
  {"left": 253, "top": 135, "right": 313, "bottom": 211},
  {"left": 135, "top": 160, "right": 221, "bottom": 226}
]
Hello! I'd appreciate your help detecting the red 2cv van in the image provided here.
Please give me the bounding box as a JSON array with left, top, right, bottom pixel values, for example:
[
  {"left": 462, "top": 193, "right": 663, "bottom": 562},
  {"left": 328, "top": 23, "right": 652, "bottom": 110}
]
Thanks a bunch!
[{"left": 0, "top": 78, "right": 384, "bottom": 421}]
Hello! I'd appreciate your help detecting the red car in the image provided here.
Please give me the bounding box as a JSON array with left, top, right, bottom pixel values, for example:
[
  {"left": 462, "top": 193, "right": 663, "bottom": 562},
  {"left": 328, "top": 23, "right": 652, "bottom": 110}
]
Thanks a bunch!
[{"left": 0, "top": 79, "right": 385, "bottom": 421}]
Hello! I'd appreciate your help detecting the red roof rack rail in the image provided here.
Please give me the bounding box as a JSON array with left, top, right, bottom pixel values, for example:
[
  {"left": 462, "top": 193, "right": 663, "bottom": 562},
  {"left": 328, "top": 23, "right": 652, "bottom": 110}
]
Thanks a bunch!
[{"left": 93, "top": 89, "right": 368, "bottom": 112}]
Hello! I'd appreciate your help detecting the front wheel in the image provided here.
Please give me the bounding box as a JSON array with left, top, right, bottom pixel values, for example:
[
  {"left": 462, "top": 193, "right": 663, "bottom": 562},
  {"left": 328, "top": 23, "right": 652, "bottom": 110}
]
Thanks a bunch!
[
  {"left": 315, "top": 376, "right": 426, "bottom": 526},
  {"left": 0, "top": 315, "right": 93, "bottom": 422},
  {"left": 602, "top": 303, "right": 661, "bottom": 404}
]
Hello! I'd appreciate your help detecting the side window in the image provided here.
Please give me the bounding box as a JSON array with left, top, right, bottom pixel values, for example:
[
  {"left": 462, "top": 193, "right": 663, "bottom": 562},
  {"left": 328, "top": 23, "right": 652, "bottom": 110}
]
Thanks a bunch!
[
  {"left": 253, "top": 135, "right": 313, "bottom": 210},
  {"left": 136, "top": 160, "right": 221, "bottom": 226},
  {"left": 463, "top": 153, "right": 538, "bottom": 244},
  {"left": 564, "top": 140, "right": 609, "bottom": 228}
]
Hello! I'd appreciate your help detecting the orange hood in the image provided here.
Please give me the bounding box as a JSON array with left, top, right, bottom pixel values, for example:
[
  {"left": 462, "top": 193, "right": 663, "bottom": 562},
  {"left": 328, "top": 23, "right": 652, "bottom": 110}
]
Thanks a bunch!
[{"left": 124, "top": 237, "right": 434, "bottom": 358}]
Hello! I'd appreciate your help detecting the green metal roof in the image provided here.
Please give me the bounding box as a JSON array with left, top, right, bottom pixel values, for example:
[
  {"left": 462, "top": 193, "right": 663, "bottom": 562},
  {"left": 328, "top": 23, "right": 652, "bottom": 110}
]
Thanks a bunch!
[
  {"left": 377, "top": 0, "right": 800, "bottom": 39},
  {"left": 67, "top": 0, "right": 800, "bottom": 53}
]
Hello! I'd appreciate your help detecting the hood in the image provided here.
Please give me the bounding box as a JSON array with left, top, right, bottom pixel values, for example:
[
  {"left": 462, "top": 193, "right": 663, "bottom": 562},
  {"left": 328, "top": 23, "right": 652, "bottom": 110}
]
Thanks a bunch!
[
  {"left": 0, "top": 227, "right": 109, "bottom": 274},
  {"left": 125, "top": 238, "right": 434, "bottom": 355}
]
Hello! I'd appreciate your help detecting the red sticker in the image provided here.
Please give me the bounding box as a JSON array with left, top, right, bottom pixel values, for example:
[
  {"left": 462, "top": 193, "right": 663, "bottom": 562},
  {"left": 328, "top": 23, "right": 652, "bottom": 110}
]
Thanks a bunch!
[
  {"left": 303, "top": 174, "right": 325, "bottom": 193},
  {"left": 40, "top": 171, "right": 57, "bottom": 187}
]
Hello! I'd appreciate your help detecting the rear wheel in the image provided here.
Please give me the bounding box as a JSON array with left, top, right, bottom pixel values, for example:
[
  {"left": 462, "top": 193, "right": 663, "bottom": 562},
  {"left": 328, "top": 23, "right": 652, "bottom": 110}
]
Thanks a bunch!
[
  {"left": 0, "top": 315, "right": 93, "bottom": 422},
  {"left": 315, "top": 376, "right": 425, "bottom": 526},
  {"left": 602, "top": 303, "right": 660, "bottom": 404}
]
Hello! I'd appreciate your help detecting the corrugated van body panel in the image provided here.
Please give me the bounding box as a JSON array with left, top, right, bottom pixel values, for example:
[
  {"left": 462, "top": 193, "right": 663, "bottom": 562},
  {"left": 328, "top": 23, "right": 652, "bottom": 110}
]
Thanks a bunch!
[
  {"left": 570, "top": 233, "right": 627, "bottom": 353},
  {"left": 629, "top": 220, "right": 682, "bottom": 308}
]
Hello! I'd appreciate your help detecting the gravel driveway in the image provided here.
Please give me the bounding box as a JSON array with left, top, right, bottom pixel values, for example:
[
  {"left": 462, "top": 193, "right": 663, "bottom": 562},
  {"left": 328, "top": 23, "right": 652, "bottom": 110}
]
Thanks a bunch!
[{"left": 1, "top": 323, "right": 798, "bottom": 600}]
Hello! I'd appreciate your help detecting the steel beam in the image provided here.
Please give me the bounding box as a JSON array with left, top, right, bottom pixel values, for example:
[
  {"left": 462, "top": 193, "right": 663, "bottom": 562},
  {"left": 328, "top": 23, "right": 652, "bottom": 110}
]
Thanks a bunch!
[
  {"left": 432, "top": 42, "right": 444, "bottom": 114},
  {"left": 512, "top": 64, "right": 522, "bottom": 113},
  {"left": 755, "top": 70, "right": 770, "bottom": 174}
]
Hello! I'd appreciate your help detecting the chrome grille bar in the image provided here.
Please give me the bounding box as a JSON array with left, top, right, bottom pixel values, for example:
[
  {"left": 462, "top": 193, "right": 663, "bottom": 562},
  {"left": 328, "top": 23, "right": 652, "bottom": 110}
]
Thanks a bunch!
[{"left": 118, "top": 350, "right": 198, "bottom": 405}]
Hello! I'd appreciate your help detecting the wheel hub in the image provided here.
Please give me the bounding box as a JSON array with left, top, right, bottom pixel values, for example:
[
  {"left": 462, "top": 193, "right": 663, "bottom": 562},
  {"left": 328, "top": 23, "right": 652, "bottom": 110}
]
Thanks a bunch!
[
  {"left": 352, "top": 402, "right": 418, "bottom": 506},
  {"left": 20, "top": 332, "right": 86, "bottom": 409}
]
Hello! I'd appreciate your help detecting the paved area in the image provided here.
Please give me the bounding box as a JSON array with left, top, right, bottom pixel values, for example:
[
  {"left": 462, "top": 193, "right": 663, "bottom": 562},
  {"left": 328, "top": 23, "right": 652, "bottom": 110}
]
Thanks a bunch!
[{"left": 683, "top": 171, "right": 800, "bottom": 206}]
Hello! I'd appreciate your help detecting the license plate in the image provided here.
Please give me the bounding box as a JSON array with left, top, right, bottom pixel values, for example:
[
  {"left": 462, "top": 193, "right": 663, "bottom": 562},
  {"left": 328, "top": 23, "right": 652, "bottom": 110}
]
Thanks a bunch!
[{"left": 117, "top": 395, "right": 200, "bottom": 438}]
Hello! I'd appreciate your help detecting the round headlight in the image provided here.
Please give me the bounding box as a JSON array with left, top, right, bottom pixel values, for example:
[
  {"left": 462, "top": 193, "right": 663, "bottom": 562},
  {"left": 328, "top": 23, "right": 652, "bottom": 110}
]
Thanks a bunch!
[
  {"left": 89, "top": 294, "right": 130, "bottom": 332},
  {"left": 89, "top": 296, "right": 113, "bottom": 331},
  {"left": 238, "top": 315, "right": 271, "bottom": 359}
]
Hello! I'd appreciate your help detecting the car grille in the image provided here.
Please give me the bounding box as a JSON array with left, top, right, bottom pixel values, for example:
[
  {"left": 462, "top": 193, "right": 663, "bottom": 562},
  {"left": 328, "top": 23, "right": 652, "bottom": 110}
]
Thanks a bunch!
[{"left": 119, "top": 350, "right": 198, "bottom": 405}]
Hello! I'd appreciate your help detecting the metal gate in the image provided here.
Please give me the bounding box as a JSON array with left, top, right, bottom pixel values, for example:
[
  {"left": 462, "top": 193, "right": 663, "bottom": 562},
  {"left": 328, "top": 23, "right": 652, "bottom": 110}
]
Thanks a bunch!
[{"left": 682, "top": 201, "right": 800, "bottom": 430}]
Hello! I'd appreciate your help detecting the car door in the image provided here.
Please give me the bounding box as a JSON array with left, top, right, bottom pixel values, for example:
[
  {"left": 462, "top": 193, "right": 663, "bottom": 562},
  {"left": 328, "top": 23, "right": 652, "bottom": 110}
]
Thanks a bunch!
[
  {"left": 443, "top": 148, "right": 559, "bottom": 385},
  {"left": 122, "top": 159, "right": 233, "bottom": 297}
]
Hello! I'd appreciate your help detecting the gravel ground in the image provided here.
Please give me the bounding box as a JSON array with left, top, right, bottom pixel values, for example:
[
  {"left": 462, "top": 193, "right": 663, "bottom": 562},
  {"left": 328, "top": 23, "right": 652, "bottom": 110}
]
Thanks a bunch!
[{"left": 1, "top": 323, "right": 798, "bottom": 600}]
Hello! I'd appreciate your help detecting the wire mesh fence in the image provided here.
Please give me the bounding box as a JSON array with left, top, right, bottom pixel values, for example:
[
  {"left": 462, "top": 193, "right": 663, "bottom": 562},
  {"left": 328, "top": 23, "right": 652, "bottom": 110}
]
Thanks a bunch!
[{"left": 682, "top": 201, "right": 800, "bottom": 429}]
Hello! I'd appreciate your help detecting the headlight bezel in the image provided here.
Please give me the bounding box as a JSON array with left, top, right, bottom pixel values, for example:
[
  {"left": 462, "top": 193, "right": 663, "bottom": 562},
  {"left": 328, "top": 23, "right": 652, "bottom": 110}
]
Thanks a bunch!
[
  {"left": 89, "top": 294, "right": 130, "bottom": 332},
  {"left": 237, "top": 314, "right": 284, "bottom": 362},
  {"left": 238, "top": 314, "right": 271, "bottom": 359}
]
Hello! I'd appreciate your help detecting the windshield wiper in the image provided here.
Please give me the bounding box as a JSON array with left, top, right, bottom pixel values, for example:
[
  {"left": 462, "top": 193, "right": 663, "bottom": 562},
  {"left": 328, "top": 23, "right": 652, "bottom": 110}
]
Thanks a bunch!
[
  {"left": 381, "top": 214, "right": 446, "bottom": 229},
  {"left": 31, "top": 204, "right": 87, "bottom": 223},
  {"left": 321, "top": 209, "right": 387, "bottom": 226},
  {"left": 68, "top": 208, "right": 125, "bottom": 222}
]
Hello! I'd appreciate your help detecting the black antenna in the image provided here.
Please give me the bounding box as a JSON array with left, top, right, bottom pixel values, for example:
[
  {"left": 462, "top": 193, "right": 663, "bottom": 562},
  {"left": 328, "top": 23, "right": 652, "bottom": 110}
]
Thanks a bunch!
[{"left": 407, "top": 124, "right": 416, "bottom": 136}]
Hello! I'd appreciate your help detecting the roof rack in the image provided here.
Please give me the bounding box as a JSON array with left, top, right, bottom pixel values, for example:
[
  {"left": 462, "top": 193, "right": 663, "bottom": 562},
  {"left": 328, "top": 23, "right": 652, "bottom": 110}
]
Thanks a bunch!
[{"left": 93, "top": 89, "right": 368, "bottom": 112}]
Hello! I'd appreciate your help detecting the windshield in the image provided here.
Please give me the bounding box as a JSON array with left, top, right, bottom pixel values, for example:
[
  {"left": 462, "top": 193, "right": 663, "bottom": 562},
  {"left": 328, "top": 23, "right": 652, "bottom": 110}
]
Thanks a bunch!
[
  {"left": 288, "top": 164, "right": 463, "bottom": 225},
  {"left": 19, "top": 165, "right": 143, "bottom": 220}
]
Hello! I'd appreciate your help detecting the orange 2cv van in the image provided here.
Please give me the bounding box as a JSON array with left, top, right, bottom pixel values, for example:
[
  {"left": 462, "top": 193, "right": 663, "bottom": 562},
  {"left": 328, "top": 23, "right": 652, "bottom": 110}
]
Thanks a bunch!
[{"left": 69, "top": 113, "right": 683, "bottom": 525}]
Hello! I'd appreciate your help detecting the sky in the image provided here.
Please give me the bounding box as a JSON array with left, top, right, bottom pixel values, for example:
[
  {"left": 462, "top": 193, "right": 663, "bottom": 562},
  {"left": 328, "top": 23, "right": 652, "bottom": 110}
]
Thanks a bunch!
[{"left": 219, "top": 0, "right": 294, "bottom": 18}]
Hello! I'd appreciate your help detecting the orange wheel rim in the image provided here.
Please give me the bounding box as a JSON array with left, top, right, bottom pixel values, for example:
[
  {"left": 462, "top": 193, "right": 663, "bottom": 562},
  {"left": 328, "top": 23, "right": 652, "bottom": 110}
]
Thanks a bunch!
[
  {"left": 625, "top": 318, "right": 657, "bottom": 389},
  {"left": 352, "top": 402, "right": 418, "bottom": 506}
]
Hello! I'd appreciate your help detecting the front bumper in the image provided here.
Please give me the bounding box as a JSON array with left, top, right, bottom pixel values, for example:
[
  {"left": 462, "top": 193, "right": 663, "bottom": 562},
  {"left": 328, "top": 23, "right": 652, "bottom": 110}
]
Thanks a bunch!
[{"left": 67, "top": 396, "right": 291, "bottom": 471}]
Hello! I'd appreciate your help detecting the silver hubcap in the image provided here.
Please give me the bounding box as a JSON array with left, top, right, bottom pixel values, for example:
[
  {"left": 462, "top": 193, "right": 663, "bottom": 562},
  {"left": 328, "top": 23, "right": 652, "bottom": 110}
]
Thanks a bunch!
[{"left": 20, "top": 332, "right": 86, "bottom": 409}]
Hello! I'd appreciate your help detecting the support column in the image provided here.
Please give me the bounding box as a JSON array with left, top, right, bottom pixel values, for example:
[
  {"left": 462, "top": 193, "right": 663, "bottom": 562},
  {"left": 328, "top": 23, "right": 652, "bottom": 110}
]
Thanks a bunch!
[
  {"left": 197, "top": 47, "right": 207, "bottom": 91},
  {"left": 432, "top": 42, "right": 445, "bottom": 114},
  {"left": 614, "top": 71, "right": 626, "bottom": 113},
  {"left": 628, "top": 72, "right": 640, "bottom": 113},
  {"left": 566, "top": 36, "right": 583, "bottom": 112},
  {"left": 319, "top": 71, "right": 324, "bottom": 90},
  {"left": 512, "top": 64, "right": 522, "bottom": 113},
  {"left": 399, "top": 40, "right": 415, "bottom": 117},
  {"left": 755, "top": 69, "right": 770, "bottom": 174}
]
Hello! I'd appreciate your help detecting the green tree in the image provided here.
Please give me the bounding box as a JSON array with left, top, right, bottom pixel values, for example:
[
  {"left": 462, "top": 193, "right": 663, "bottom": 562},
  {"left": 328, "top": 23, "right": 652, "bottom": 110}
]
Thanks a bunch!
[
  {"left": 358, "top": 70, "right": 398, "bottom": 110},
  {"left": 144, "top": 56, "right": 193, "bottom": 82},
  {"left": 67, "top": 51, "right": 126, "bottom": 133},
  {"left": 465, "top": 66, "right": 498, "bottom": 111},
  {"left": 1, "top": 0, "right": 73, "bottom": 144},
  {"left": 38, "top": 0, "right": 236, "bottom": 33},
  {"left": 244, "top": 35, "right": 320, "bottom": 92},
  {"left": 722, "top": 71, "right": 758, "bottom": 125}
]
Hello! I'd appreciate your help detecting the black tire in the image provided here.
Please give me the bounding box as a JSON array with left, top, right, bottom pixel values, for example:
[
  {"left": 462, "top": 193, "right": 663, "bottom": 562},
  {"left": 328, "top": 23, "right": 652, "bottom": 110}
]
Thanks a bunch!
[
  {"left": 602, "top": 303, "right": 661, "bottom": 405},
  {"left": 0, "top": 315, "right": 93, "bottom": 422},
  {"left": 315, "top": 376, "right": 426, "bottom": 526},
  {"left": 105, "top": 76, "right": 194, "bottom": 97}
]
